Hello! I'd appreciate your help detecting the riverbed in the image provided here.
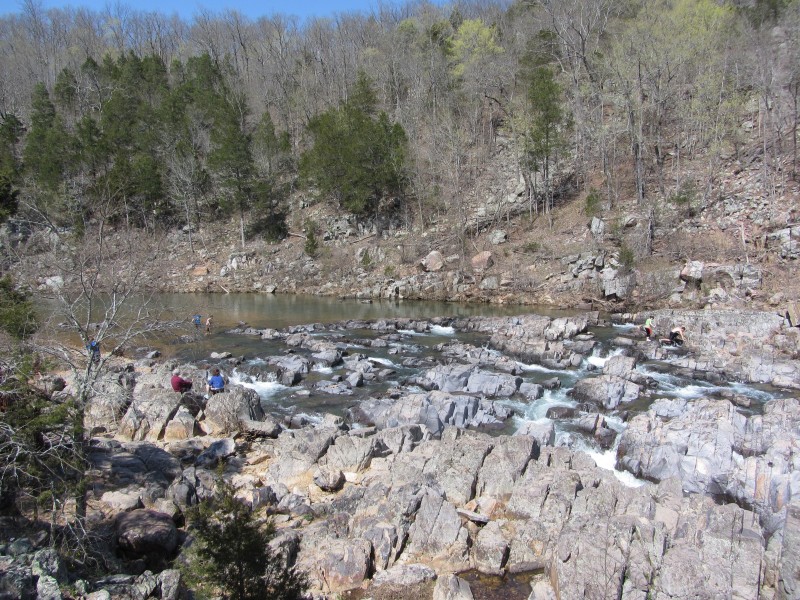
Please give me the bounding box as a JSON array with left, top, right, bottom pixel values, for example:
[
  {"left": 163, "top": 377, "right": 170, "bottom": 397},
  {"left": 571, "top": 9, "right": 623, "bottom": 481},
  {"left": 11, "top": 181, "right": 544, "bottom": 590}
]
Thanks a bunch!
[{"left": 162, "top": 302, "right": 789, "bottom": 491}]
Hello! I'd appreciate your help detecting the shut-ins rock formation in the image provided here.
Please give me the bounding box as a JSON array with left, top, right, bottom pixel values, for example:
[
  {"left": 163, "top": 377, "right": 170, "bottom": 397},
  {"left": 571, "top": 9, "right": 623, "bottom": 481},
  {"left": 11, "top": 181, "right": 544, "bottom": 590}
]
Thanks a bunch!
[{"left": 6, "top": 310, "right": 799, "bottom": 599}]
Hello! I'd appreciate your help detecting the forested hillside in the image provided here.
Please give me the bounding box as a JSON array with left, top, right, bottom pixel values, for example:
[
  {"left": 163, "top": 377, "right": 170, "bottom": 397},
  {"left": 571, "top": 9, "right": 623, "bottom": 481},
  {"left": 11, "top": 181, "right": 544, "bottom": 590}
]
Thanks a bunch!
[{"left": 0, "top": 0, "right": 798, "bottom": 308}]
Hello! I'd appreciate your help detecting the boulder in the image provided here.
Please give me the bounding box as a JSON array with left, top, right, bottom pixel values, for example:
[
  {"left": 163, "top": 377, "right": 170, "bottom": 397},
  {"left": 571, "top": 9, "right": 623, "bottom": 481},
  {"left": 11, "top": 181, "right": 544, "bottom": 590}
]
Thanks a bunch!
[
  {"left": 472, "top": 520, "right": 509, "bottom": 574},
  {"left": 433, "top": 574, "right": 474, "bottom": 600},
  {"left": 299, "top": 538, "right": 372, "bottom": 593},
  {"left": 404, "top": 491, "right": 469, "bottom": 569},
  {"left": 195, "top": 438, "right": 236, "bottom": 468},
  {"left": 203, "top": 386, "right": 265, "bottom": 435},
  {"left": 372, "top": 563, "right": 437, "bottom": 587},
  {"left": 115, "top": 510, "right": 177, "bottom": 564},
  {"left": 471, "top": 251, "right": 494, "bottom": 272},
  {"left": 313, "top": 467, "right": 346, "bottom": 492},
  {"left": 680, "top": 260, "right": 704, "bottom": 284},
  {"left": 265, "top": 426, "right": 339, "bottom": 485},
  {"left": 163, "top": 406, "right": 196, "bottom": 441},
  {"left": 465, "top": 370, "right": 522, "bottom": 397},
  {"left": 476, "top": 436, "right": 538, "bottom": 499},
  {"left": 84, "top": 375, "right": 132, "bottom": 435},
  {"left": 572, "top": 375, "right": 640, "bottom": 410},
  {"left": 117, "top": 388, "right": 180, "bottom": 442},
  {"left": 321, "top": 435, "right": 375, "bottom": 472},
  {"left": 420, "top": 250, "right": 445, "bottom": 272},
  {"left": 488, "top": 230, "right": 507, "bottom": 245}
]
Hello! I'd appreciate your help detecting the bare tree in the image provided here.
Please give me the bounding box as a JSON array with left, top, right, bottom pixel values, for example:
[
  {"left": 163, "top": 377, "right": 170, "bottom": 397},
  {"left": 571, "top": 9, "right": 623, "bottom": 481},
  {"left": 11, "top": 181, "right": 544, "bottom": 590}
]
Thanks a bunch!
[{"left": 29, "top": 216, "right": 175, "bottom": 406}]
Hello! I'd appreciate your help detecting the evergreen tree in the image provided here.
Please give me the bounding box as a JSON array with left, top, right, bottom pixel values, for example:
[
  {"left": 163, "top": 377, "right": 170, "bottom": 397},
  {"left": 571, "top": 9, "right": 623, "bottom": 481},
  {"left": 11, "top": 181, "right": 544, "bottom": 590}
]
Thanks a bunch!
[
  {"left": 0, "top": 114, "right": 24, "bottom": 223},
  {"left": 183, "top": 483, "right": 308, "bottom": 600},
  {"left": 300, "top": 72, "right": 408, "bottom": 216},
  {"left": 518, "top": 36, "right": 569, "bottom": 215},
  {"left": 0, "top": 276, "right": 37, "bottom": 340},
  {"left": 23, "top": 84, "right": 72, "bottom": 190}
]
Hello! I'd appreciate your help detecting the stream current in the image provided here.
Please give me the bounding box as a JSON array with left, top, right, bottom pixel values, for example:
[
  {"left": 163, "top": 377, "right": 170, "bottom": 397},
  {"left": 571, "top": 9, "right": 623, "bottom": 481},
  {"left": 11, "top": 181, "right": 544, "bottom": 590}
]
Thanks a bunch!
[{"left": 160, "top": 297, "right": 788, "bottom": 490}]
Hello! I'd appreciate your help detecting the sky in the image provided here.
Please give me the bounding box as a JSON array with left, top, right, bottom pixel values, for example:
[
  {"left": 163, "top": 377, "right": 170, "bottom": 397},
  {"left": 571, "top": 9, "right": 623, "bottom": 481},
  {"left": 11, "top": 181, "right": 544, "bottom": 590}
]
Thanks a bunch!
[{"left": 7, "top": 0, "right": 415, "bottom": 22}]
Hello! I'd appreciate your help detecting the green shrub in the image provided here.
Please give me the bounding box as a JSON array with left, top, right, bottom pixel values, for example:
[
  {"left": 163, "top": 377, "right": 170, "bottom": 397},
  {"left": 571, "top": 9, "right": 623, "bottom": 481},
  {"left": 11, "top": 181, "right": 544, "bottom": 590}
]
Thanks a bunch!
[
  {"left": 360, "top": 249, "right": 372, "bottom": 268},
  {"left": 521, "top": 241, "right": 540, "bottom": 254},
  {"left": 668, "top": 183, "right": 697, "bottom": 217},
  {"left": 584, "top": 187, "right": 602, "bottom": 217},
  {"left": 304, "top": 219, "right": 319, "bottom": 257},
  {"left": 618, "top": 244, "right": 636, "bottom": 272},
  {"left": 183, "top": 483, "right": 308, "bottom": 600},
  {"left": 0, "top": 276, "right": 38, "bottom": 340}
]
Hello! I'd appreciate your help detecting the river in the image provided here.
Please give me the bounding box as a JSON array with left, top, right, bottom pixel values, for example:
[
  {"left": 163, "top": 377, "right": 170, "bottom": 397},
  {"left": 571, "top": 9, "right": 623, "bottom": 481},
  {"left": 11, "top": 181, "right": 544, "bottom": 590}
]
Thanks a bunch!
[
  {"left": 146, "top": 294, "right": 787, "bottom": 492},
  {"left": 40, "top": 286, "right": 788, "bottom": 498}
]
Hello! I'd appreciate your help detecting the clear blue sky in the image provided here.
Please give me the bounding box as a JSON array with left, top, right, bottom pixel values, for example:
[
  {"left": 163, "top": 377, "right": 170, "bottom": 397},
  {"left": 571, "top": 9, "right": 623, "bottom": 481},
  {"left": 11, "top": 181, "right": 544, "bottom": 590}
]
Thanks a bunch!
[{"left": 8, "top": 0, "right": 424, "bottom": 22}]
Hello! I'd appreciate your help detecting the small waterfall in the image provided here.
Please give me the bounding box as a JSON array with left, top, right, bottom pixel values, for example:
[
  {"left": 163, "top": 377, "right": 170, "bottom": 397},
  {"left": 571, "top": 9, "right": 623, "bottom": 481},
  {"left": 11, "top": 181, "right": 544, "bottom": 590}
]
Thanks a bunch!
[
  {"left": 430, "top": 325, "right": 455, "bottom": 335},
  {"left": 230, "top": 368, "right": 288, "bottom": 399}
]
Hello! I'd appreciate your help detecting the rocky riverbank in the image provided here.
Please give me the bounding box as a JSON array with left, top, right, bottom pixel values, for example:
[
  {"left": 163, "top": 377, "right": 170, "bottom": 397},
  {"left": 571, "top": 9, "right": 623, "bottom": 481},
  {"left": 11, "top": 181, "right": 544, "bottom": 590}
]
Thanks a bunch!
[{"left": 2, "top": 309, "right": 799, "bottom": 599}]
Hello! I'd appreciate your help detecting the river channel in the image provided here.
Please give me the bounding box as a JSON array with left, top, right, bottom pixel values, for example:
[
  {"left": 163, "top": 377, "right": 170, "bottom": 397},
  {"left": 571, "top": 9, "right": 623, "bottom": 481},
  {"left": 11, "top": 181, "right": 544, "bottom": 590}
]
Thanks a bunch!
[{"left": 145, "top": 293, "right": 788, "bottom": 494}]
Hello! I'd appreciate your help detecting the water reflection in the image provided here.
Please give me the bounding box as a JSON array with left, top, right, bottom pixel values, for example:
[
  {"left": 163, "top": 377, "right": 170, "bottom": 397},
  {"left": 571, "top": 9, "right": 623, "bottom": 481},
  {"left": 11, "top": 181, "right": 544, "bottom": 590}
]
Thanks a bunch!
[{"left": 153, "top": 292, "right": 575, "bottom": 331}]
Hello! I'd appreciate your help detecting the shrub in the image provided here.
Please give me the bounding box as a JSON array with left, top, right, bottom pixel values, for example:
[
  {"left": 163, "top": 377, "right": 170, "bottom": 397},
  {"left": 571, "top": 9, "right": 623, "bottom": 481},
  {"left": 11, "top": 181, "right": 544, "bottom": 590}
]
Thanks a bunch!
[
  {"left": 618, "top": 243, "right": 636, "bottom": 273},
  {"left": 360, "top": 249, "right": 373, "bottom": 269},
  {"left": 0, "top": 276, "right": 38, "bottom": 340},
  {"left": 304, "top": 219, "right": 319, "bottom": 257},
  {"left": 182, "top": 483, "right": 308, "bottom": 600},
  {"left": 521, "top": 241, "right": 540, "bottom": 254},
  {"left": 584, "top": 187, "right": 602, "bottom": 217},
  {"left": 668, "top": 183, "right": 697, "bottom": 217}
]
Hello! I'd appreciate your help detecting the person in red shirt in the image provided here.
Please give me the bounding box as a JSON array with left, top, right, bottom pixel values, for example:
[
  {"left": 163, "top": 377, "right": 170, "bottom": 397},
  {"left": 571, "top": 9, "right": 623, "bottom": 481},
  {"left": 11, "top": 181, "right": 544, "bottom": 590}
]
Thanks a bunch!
[{"left": 171, "top": 370, "right": 193, "bottom": 393}]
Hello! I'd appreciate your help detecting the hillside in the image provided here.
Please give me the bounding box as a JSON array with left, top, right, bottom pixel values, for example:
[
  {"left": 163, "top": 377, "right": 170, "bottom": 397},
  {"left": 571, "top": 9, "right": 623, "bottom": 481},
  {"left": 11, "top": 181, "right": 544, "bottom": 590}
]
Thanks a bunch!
[{"left": 9, "top": 124, "right": 798, "bottom": 319}]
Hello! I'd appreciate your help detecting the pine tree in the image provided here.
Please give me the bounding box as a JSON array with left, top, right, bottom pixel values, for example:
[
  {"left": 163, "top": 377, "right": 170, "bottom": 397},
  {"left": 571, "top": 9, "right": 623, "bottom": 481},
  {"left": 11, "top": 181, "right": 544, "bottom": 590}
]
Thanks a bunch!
[
  {"left": 0, "top": 113, "right": 23, "bottom": 223},
  {"left": 183, "top": 483, "right": 308, "bottom": 600},
  {"left": 300, "top": 72, "right": 408, "bottom": 216},
  {"left": 23, "top": 84, "right": 72, "bottom": 190}
]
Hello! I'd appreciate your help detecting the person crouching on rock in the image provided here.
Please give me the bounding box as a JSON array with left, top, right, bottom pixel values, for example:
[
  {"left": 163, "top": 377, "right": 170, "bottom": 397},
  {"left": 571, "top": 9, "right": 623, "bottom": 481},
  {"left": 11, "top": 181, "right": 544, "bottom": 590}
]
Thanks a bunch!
[
  {"left": 171, "top": 369, "right": 193, "bottom": 393},
  {"left": 206, "top": 368, "right": 225, "bottom": 395}
]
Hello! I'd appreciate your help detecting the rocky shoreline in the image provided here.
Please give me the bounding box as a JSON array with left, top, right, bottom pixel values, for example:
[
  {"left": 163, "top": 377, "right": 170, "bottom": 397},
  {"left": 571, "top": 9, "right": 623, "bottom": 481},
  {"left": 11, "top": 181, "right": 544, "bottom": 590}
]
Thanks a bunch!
[{"left": 2, "top": 309, "right": 799, "bottom": 599}]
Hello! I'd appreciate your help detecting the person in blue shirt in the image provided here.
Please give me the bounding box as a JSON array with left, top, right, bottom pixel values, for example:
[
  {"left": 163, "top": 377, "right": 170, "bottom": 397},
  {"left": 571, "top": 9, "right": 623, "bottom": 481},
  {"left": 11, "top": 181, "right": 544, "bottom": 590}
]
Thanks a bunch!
[
  {"left": 192, "top": 314, "right": 202, "bottom": 329},
  {"left": 87, "top": 338, "right": 100, "bottom": 364},
  {"left": 206, "top": 368, "right": 225, "bottom": 395}
]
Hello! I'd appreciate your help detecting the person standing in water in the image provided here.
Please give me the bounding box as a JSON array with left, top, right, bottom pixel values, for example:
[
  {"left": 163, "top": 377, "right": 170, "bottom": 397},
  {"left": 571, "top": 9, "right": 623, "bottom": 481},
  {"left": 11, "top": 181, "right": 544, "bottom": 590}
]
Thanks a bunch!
[
  {"left": 205, "top": 315, "right": 213, "bottom": 334},
  {"left": 643, "top": 316, "right": 654, "bottom": 340}
]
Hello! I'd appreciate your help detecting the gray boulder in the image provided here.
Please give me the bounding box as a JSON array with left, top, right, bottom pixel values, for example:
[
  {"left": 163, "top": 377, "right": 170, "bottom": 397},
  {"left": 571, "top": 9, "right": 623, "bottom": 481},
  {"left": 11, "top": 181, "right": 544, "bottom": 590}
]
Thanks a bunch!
[
  {"left": 372, "top": 563, "right": 437, "bottom": 587},
  {"left": 163, "top": 406, "right": 196, "bottom": 441},
  {"left": 465, "top": 369, "right": 522, "bottom": 397},
  {"left": 404, "top": 490, "right": 469, "bottom": 569},
  {"left": 476, "top": 435, "right": 538, "bottom": 499},
  {"left": 472, "top": 520, "right": 509, "bottom": 574},
  {"left": 572, "top": 375, "right": 640, "bottom": 409},
  {"left": 434, "top": 574, "right": 474, "bottom": 600},
  {"left": 265, "top": 426, "right": 339, "bottom": 485},
  {"left": 195, "top": 438, "right": 236, "bottom": 468},
  {"left": 84, "top": 375, "right": 132, "bottom": 435},
  {"left": 202, "top": 386, "right": 265, "bottom": 435},
  {"left": 298, "top": 538, "right": 372, "bottom": 593},
  {"left": 117, "top": 388, "right": 180, "bottom": 442},
  {"left": 321, "top": 435, "right": 375, "bottom": 472}
]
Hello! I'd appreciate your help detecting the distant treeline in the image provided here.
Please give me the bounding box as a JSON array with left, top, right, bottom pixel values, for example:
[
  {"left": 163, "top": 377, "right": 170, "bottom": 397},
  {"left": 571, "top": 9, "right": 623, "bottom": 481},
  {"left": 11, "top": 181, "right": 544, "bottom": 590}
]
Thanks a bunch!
[{"left": 0, "top": 0, "right": 797, "bottom": 239}]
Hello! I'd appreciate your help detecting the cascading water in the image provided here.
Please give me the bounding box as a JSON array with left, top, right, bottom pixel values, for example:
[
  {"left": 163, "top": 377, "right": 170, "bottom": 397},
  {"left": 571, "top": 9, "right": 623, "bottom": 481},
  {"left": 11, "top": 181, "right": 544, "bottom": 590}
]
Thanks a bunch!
[{"left": 179, "top": 316, "right": 788, "bottom": 486}]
